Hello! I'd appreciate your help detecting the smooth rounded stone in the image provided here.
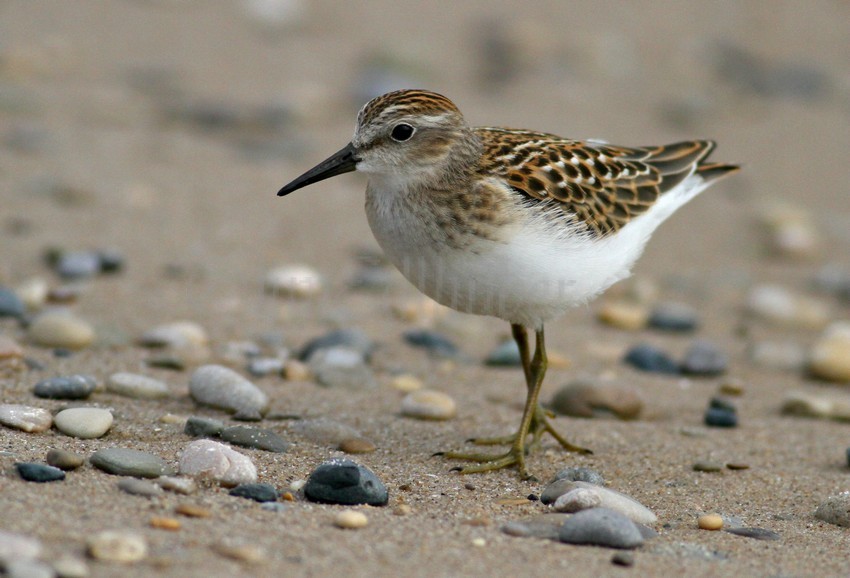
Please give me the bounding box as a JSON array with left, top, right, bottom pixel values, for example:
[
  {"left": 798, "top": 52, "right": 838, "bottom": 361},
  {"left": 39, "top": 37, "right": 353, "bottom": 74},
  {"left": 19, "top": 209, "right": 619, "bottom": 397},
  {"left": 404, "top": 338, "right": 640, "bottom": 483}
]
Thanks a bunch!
[
  {"left": 106, "top": 372, "right": 170, "bottom": 399},
  {"left": 0, "top": 285, "right": 26, "bottom": 319},
  {"left": 303, "top": 458, "right": 388, "bottom": 506},
  {"left": 86, "top": 531, "right": 147, "bottom": 563},
  {"left": 390, "top": 373, "right": 423, "bottom": 392},
  {"left": 54, "top": 407, "right": 113, "bottom": 439},
  {"left": 15, "top": 462, "right": 66, "bottom": 482},
  {"left": 485, "top": 339, "right": 521, "bottom": 366},
  {"left": 553, "top": 466, "right": 605, "bottom": 486},
  {"left": 178, "top": 439, "right": 257, "bottom": 486},
  {"left": 51, "top": 555, "right": 90, "bottom": 578},
  {"left": 648, "top": 302, "right": 699, "bottom": 332},
  {"left": 680, "top": 340, "right": 727, "bottom": 376},
  {"left": 220, "top": 425, "right": 289, "bottom": 453},
  {"left": 0, "top": 530, "right": 42, "bottom": 563},
  {"left": 692, "top": 460, "right": 723, "bottom": 472},
  {"left": 189, "top": 364, "right": 269, "bottom": 420},
  {"left": 117, "top": 478, "right": 164, "bottom": 497},
  {"left": 403, "top": 329, "right": 460, "bottom": 358},
  {"left": 550, "top": 481, "right": 657, "bottom": 525},
  {"left": 338, "top": 437, "right": 376, "bottom": 454},
  {"left": 623, "top": 344, "right": 679, "bottom": 374},
  {"left": 27, "top": 311, "right": 95, "bottom": 350},
  {"left": 746, "top": 284, "right": 829, "bottom": 329},
  {"left": 501, "top": 514, "right": 567, "bottom": 539},
  {"left": 718, "top": 379, "right": 745, "bottom": 396},
  {"left": 90, "top": 448, "right": 172, "bottom": 478},
  {"left": 550, "top": 382, "right": 643, "bottom": 420},
  {"left": 264, "top": 264, "right": 322, "bottom": 298},
  {"left": 0, "top": 404, "right": 52, "bottom": 433},
  {"left": 349, "top": 265, "right": 395, "bottom": 291},
  {"left": 55, "top": 251, "right": 101, "bottom": 279},
  {"left": 308, "top": 347, "right": 377, "bottom": 390},
  {"left": 726, "top": 527, "right": 779, "bottom": 540},
  {"left": 611, "top": 551, "right": 635, "bottom": 567},
  {"left": 15, "top": 278, "right": 49, "bottom": 311},
  {"left": 289, "top": 418, "right": 361, "bottom": 445},
  {"left": 808, "top": 322, "right": 850, "bottom": 383},
  {"left": 5, "top": 559, "right": 55, "bottom": 578},
  {"left": 698, "top": 514, "right": 723, "bottom": 530},
  {"left": 298, "top": 328, "right": 374, "bottom": 362},
  {"left": 33, "top": 374, "right": 97, "bottom": 400},
  {"left": 334, "top": 509, "right": 369, "bottom": 529},
  {"left": 139, "top": 321, "right": 208, "bottom": 348},
  {"left": 749, "top": 341, "right": 808, "bottom": 371},
  {"left": 282, "top": 359, "right": 311, "bottom": 381},
  {"left": 183, "top": 416, "right": 225, "bottom": 437},
  {"left": 558, "top": 507, "right": 644, "bottom": 549},
  {"left": 46, "top": 448, "right": 84, "bottom": 470},
  {"left": 780, "top": 390, "right": 850, "bottom": 420},
  {"left": 814, "top": 492, "right": 850, "bottom": 527},
  {"left": 154, "top": 476, "right": 197, "bottom": 495},
  {"left": 596, "top": 301, "right": 649, "bottom": 331},
  {"left": 229, "top": 482, "right": 279, "bottom": 502},
  {"left": 704, "top": 407, "right": 738, "bottom": 428},
  {"left": 246, "top": 357, "right": 285, "bottom": 377},
  {"left": 212, "top": 542, "right": 267, "bottom": 564},
  {"left": 400, "top": 389, "right": 457, "bottom": 420}
]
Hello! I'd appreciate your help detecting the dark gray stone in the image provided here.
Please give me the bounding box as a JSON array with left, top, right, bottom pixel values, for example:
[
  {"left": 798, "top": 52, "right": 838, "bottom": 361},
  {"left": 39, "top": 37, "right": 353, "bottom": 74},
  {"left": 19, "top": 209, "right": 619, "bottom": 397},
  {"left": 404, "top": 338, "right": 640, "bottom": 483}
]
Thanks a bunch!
[
  {"left": 90, "top": 448, "right": 174, "bottom": 478},
  {"left": 704, "top": 407, "right": 738, "bottom": 428},
  {"left": 681, "top": 340, "right": 728, "bottom": 376},
  {"left": 403, "top": 329, "right": 459, "bottom": 358},
  {"left": 558, "top": 507, "right": 644, "bottom": 549},
  {"left": 184, "top": 416, "right": 225, "bottom": 438},
  {"left": 15, "top": 462, "right": 65, "bottom": 483},
  {"left": 485, "top": 340, "right": 521, "bottom": 366},
  {"left": 623, "top": 344, "right": 679, "bottom": 374},
  {"left": 725, "top": 527, "right": 780, "bottom": 541},
  {"left": 33, "top": 374, "right": 97, "bottom": 399},
  {"left": 220, "top": 426, "right": 289, "bottom": 453},
  {"left": 648, "top": 302, "right": 699, "bottom": 333},
  {"left": 229, "top": 483, "right": 279, "bottom": 502},
  {"left": 298, "top": 329, "right": 374, "bottom": 361},
  {"left": 0, "top": 286, "right": 26, "bottom": 320},
  {"left": 303, "top": 458, "right": 388, "bottom": 506}
]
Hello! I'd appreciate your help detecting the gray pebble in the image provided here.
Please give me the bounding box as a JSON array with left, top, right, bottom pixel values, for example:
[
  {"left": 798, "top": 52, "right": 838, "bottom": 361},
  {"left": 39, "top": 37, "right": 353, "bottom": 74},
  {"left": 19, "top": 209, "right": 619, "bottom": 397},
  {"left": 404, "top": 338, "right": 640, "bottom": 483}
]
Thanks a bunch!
[
  {"left": 55, "top": 251, "right": 101, "bottom": 279},
  {"left": 485, "top": 340, "right": 521, "bottom": 366},
  {"left": 54, "top": 407, "right": 113, "bottom": 439},
  {"left": 403, "top": 329, "right": 459, "bottom": 358},
  {"left": 648, "top": 302, "right": 699, "bottom": 332},
  {"left": 154, "top": 476, "right": 197, "bottom": 495},
  {"left": 46, "top": 448, "right": 84, "bottom": 470},
  {"left": 704, "top": 407, "right": 738, "bottom": 428},
  {"left": 749, "top": 341, "right": 808, "bottom": 371},
  {"left": 5, "top": 559, "right": 55, "bottom": 578},
  {"left": 308, "top": 347, "right": 377, "bottom": 389},
  {"left": 680, "top": 340, "right": 728, "bottom": 376},
  {"left": 552, "top": 467, "right": 605, "bottom": 486},
  {"left": 106, "top": 372, "right": 170, "bottom": 399},
  {"left": 139, "top": 321, "right": 208, "bottom": 349},
  {"left": 0, "top": 286, "right": 26, "bottom": 320},
  {"left": 220, "top": 425, "right": 289, "bottom": 453},
  {"left": 189, "top": 364, "right": 269, "bottom": 420},
  {"left": 229, "top": 482, "right": 279, "bottom": 502},
  {"left": 501, "top": 514, "right": 567, "bottom": 540},
  {"left": 349, "top": 266, "right": 395, "bottom": 291},
  {"left": 725, "top": 527, "right": 780, "bottom": 540},
  {"left": 117, "top": 477, "right": 165, "bottom": 497},
  {"left": 623, "top": 344, "right": 679, "bottom": 374},
  {"left": 33, "top": 374, "right": 97, "bottom": 399},
  {"left": 90, "top": 448, "right": 173, "bottom": 478},
  {"left": 298, "top": 328, "right": 374, "bottom": 361},
  {"left": 558, "top": 507, "right": 644, "bottom": 549},
  {"left": 246, "top": 357, "right": 285, "bottom": 377},
  {"left": 184, "top": 416, "right": 225, "bottom": 438},
  {"left": 304, "top": 458, "right": 388, "bottom": 506},
  {"left": 815, "top": 492, "right": 850, "bottom": 527}
]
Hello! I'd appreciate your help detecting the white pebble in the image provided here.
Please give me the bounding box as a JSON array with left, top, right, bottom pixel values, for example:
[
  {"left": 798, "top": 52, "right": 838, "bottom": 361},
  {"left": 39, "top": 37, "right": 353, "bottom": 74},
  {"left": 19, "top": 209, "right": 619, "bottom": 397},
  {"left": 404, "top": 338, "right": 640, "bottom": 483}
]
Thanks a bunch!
[
  {"left": 107, "top": 372, "right": 170, "bottom": 399},
  {"left": 334, "top": 509, "right": 368, "bottom": 529},
  {"left": 551, "top": 481, "right": 657, "bottom": 525},
  {"left": 27, "top": 310, "right": 95, "bottom": 349},
  {"left": 154, "top": 476, "right": 197, "bottom": 495},
  {"left": 54, "top": 407, "right": 113, "bottom": 439},
  {"left": 0, "top": 404, "right": 53, "bottom": 433},
  {"left": 264, "top": 264, "right": 322, "bottom": 298},
  {"left": 400, "top": 389, "right": 457, "bottom": 420},
  {"left": 86, "top": 531, "right": 147, "bottom": 563},
  {"left": 139, "top": 321, "right": 208, "bottom": 348},
  {"left": 0, "top": 530, "right": 42, "bottom": 563},
  {"left": 746, "top": 285, "right": 829, "bottom": 329},
  {"left": 178, "top": 439, "right": 257, "bottom": 486},
  {"left": 15, "top": 278, "right": 49, "bottom": 311},
  {"left": 51, "top": 554, "right": 90, "bottom": 578},
  {"left": 809, "top": 322, "right": 850, "bottom": 383},
  {"left": 189, "top": 364, "right": 269, "bottom": 419}
]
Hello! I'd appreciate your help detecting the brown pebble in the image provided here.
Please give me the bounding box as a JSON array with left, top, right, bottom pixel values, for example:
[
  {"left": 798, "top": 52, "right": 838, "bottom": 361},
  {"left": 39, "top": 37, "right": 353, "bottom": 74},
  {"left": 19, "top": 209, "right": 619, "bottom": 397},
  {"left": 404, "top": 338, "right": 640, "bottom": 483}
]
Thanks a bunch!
[
  {"left": 597, "top": 301, "right": 649, "bottom": 330},
  {"left": 175, "top": 504, "right": 212, "bottom": 518},
  {"left": 393, "top": 504, "right": 412, "bottom": 516},
  {"left": 550, "top": 381, "right": 643, "bottom": 420},
  {"left": 698, "top": 514, "right": 724, "bottom": 530},
  {"left": 46, "top": 448, "right": 85, "bottom": 470},
  {"left": 282, "top": 359, "right": 311, "bottom": 381},
  {"left": 150, "top": 516, "right": 181, "bottom": 531},
  {"left": 281, "top": 491, "right": 295, "bottom": 502},
  {"left": 398, "top": 483, "right": 412, "bottom": 492},
  {"left": 338, "top": 437, "right": 376, "bottom": 454},
  {"left": 719, "top": 379, "right": 745, "bottom": 396},
  {"left": 333, "top": 509, "right": 368, "bottom": 529},
  {"left": 213, "top": 543, "right": 266, "bottom": 564},
  {"left": 464, "top": 483, "right": 476, "bottom": 491},
  {"left": 462, "top": 516, "right": 491, "bottom": 527},
  {"left": 726, "top": 462, "right": 750, "bottom": 470},
  {"left": 611, "top": 552, "right": 635, "bottom": 567},
  {"left": 692, "top": 461, "right": 723, "bottom": 472}
]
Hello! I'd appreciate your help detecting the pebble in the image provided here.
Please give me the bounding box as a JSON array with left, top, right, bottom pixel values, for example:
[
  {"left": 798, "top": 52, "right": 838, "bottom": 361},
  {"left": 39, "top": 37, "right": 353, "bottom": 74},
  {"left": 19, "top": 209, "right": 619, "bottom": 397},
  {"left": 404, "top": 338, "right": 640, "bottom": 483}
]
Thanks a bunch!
[
  {"left": 289, "top": 418, "right": 362, "bottom": 445},
  {"left": 117, "top": 478, "right": 165, "bottom": 497},
  {"left": 403, "top": 329, "right": 460, "bottom": 358},
  {"left": 760, "top": 202, "right": 821, "bottom": 258},
  {"left": 149, "top": 516, "right": 181, "bottom": 531},
  {"left": 87, "top": 531, "right": 147, "bottom": 563},
  {"left": 704, "top": 407, "right": 738, "bottom": 428},
  {"left": 184, "top": 416, "right": 225, "bottom": 437},
  {"left": 46, "top": 448, "right": 84, "bottom": 470},
  {"left": 303, "top": 458, "right": 389, "bottom": 506},
  {"left": 726, "top": 527, "right": 780, "bottom": 540},
  {"left": 746, "top": 285, "right": 829, "bottom": 329},
  {"left": 390, "top": 373, "right": 423, "bottom": 392},
  {"left": 308, "top": 346, "right": 377, "bottom": 389},
  {"left": 334, "top": 510, "right": 369, "bottom": 529},
  {"left": 15, "top": 278, "right": 48, "bottom": 311},
  {"left": 15, "top": 462, "right": 66, "bottom": 482},
  {"left": 338, "top": 437, "right": 376, "bottom": 454},
  {"left": 212, "top": 543, "right": 267, "bottom": 565},
  {"left": 680, "top": 340, "right": 728, "bottom": 376},
  {"left": 781, "top": 390, "right": 850, "bottom": 420},
  {"left": 0, "top": 285, "right": 26, "bottom": 319},
  {"left": 719, "top": 379, "right": 745, "bottom": 396},
  {"left": 623, "top": 344, "right": 679, "bottom": 374},
  {"left": 550, "top": 381, "right": 643, "bottom": 420},
  {"left": 54, "top": 407, "right": 113, "bottom": 438},
  {"left": 229, "top": 483, "right": 279, "bottom": 502},
  {"left": 175, "top": 503, "right": 211, "bottom": 517},
  {"left": 400, "top": 389, "right": 457, "bottom": 420},
  {"left": 282, "top": 359, "right": 311, "bottom": 381},
  {"left": 106, "top": 372, "right": 170, "bottom": 399},
  {"left": 552, "top": 466, "right": 605, "bottom": 486},
  {"left": 298, "top": 328, "right": 374, "bottom": 361},
  {"left": 485, "top": 339, "right": 522, "bottom": 366},
  {"left": 264, "top": 264, "right": 322, "bottom": 298},
  {"left": 0, "top": 530, "right": 42, "bottom": 563},
  {"left": 90, "top": 448, "right": 172, "bottom": 478},
  {"left": 698, "top": 514, "right": 723, "bottom": 530},
  {"left": 27, "top": 311, "right": 96, "bottom": 349},
  {"left": 55, "top": 251, "right": 101, "bottom": 279},
  {"left": 648, "top": 302, "right": 699, "bottom": 332},
  {"left": 5, "top": 559, "right": 55, "bottom": 578},
  {"left": 814, "top": 492, "right": 850, "bottom": 527},
  {"left": 246, "top": 357, "right": 285, "bottom": 377},
  {"left": 349, "top": 265, "right": 395, "bottom": 291},
  {"left": 558, "top": 508, "right": 644, "bottom": 549},
  {"left": 692, "top": 461, "right": 723, "bottom": 472},
  {"left": 155, "top": 476, "right": 197, "bottom": 495},
  {"left": 749, "top": 341, "right": 808, "bottom": 371},
  {"left": 0, "top": 335, "right": 25, "bottom": 362},
  {"left": 33, "top": 374, "right": 97, "bottom": 399},
  {"left": 220, "top": 425, "right": 290, "bottom": 453},
  {"left": 808, "top": 322, "right": 850, "bottom": 383},
  {"left": 611, "top": 552, "right": 635, "bottom": 567},
  {"left": 550, "top": 481, "right": 657, "bottom": 524},
  {"left": 139, "top": 321, "right": 208, "bottom": 349},
  {"left": 50, "top": 555, "right": 90, "bottom": 578},
  {"left": 596, "top": 301, "right": 648, "bottom": 330},
  {"left": 501, "top": 514, "right": 566, "bottom": 539},
  {"left": 189, "top": 364, "right": 269, "bottom": 420},
  {"left": 0, "top": 404, "right": 52, "bottom": 433},
  {"left": 178, "top": 439, "right": 257, "bottom": 486}
]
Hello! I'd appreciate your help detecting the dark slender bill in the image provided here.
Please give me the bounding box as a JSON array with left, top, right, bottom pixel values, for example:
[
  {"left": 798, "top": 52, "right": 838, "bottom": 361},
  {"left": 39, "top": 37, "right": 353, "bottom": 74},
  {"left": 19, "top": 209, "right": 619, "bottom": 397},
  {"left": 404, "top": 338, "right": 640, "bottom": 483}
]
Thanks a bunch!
[{"left": 277, "top": 142, "right": 359, "bottom": 196}]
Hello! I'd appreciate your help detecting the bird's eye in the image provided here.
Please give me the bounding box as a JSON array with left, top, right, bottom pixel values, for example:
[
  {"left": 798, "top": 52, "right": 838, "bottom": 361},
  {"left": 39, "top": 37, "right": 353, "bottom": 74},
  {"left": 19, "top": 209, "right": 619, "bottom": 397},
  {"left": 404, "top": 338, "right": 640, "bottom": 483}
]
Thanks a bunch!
[{"left": 390, "top": 123, "right": 415, "bottom": 142}]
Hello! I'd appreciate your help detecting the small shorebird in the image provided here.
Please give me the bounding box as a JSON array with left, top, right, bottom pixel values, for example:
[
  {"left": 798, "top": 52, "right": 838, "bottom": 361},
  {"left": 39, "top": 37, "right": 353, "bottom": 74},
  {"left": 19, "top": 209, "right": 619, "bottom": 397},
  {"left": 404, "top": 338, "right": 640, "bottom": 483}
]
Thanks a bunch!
[{"left": 278, "top": 89, "right": 738, "bottom": 479}]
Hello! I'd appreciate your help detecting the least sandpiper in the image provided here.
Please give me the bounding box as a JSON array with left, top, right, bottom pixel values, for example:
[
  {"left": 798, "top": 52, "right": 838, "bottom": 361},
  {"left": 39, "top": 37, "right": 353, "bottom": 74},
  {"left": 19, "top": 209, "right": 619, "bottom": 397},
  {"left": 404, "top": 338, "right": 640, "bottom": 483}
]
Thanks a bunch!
[{"left": 278, "top": 89, "right": 739, "bottom": 479}]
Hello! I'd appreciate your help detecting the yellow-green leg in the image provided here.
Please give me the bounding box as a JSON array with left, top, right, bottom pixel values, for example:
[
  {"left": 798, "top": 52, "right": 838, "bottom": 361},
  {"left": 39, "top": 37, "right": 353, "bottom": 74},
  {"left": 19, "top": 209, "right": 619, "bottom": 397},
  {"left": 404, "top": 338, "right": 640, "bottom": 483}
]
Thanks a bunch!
[{"left": 441, "top": 324, "right": 592, "bottom": 480}]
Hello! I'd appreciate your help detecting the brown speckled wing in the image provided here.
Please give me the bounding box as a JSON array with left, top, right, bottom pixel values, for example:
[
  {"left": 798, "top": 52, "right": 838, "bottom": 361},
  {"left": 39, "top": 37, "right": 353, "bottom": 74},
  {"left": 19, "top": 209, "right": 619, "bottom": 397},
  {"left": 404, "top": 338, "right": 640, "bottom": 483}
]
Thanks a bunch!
[{"left": 476, "top": 128, "right": 725, "bottom": 237}]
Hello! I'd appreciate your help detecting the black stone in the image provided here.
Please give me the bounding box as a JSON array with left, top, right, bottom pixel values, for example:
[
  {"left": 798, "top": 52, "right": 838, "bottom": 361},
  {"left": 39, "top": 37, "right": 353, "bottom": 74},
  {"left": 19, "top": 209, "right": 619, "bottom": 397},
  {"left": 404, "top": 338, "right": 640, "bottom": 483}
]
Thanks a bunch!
[
  {"left": 403, "top": 329, "right": 459, "bottom": 358},
  {"left": 0, "top": 286, "right": 26, "bottom": 320},
  {"left": 16, "top": 462, "right": 66, "bottom": 483},
  {"left": 298, "top": 329, "right": 374, "bottom": 362},
  {"left": 623, "top": 344, "right": 679, "bottom": 374},
  {"left": 704, "top": 407, "right": 738, "bottom": 428},
  {"left": 97, "top": 249, "right": 125, "bottom": 273},
  {"left": 184, "top": 416, "right": 225, "bottom": 438},
  {"left": 33, "top": 374, "right": 97, "bottom": 399},
  {"left": 681, "top": 340, "right": 728, "bottom": 376},
  {"left": 303, "top": 459, "right": 388, "bottom": 506},
  {"left": 220, "top": 426, "right": 289, "bottom": 453},
  {"left": 845, "top": 447, "right": 850, "bottom": 468},
  {"left": 229, "top": 483, "right": 279, "bottom": 502},
  {"left": 725, "top": 527, "right": 780, "bottom": 541}
]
